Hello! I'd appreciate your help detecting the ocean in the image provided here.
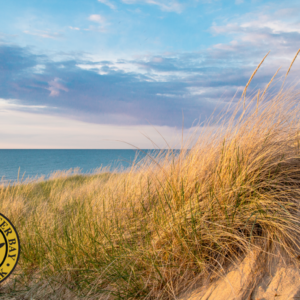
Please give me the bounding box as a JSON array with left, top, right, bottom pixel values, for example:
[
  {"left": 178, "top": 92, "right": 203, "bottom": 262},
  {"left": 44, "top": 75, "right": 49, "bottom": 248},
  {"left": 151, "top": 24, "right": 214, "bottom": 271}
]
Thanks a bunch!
[{"left": 0, "top": 149, "right": 173, "bottom": 184}]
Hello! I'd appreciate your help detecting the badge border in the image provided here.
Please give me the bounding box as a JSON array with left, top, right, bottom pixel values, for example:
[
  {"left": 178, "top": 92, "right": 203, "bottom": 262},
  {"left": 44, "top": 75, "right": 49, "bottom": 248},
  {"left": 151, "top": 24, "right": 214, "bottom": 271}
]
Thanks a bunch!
[{"left": 0, "top": 213, "right": 21, "bottom": 284}]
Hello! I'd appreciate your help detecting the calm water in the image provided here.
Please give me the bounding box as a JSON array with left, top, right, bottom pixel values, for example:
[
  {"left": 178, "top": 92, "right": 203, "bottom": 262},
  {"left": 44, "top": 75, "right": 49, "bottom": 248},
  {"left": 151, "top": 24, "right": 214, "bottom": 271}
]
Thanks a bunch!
[{"left": 0, "top": 149, "right": 174, "bottom": 184}]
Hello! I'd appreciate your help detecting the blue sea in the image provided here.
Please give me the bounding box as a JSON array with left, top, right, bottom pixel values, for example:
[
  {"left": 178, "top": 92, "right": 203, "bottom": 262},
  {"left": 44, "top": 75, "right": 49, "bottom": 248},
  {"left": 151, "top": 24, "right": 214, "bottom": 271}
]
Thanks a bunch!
[{"left": 0, "top": 149, "right": 175, "bottom": 184}]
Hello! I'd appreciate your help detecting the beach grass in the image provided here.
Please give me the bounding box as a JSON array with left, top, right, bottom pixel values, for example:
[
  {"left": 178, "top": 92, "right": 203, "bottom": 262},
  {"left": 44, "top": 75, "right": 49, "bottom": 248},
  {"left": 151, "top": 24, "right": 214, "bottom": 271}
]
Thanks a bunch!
[{"left": 1, "top": 51, "right": 300, "bottom": 299}]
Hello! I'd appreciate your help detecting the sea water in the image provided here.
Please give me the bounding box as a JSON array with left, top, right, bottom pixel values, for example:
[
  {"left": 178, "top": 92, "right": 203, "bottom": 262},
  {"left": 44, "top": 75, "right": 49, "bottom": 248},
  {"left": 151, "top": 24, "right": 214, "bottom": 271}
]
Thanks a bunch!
[{"left": 0, "top": 149, "right": 176, "bottom": 184}]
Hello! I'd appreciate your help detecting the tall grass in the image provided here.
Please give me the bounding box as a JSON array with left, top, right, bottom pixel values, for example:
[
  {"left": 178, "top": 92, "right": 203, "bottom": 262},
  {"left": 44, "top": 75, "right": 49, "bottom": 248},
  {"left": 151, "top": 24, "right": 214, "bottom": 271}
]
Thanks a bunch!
[{"left": 1, "top": 51, "right": 300, "bottom": 299}]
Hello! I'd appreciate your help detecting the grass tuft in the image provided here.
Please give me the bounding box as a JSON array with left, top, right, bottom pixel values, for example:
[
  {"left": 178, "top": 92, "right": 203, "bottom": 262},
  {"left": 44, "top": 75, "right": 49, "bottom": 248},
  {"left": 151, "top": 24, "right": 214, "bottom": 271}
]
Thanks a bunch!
[{"left": 1, "top": 51, "right": 300, "bottom": 299}]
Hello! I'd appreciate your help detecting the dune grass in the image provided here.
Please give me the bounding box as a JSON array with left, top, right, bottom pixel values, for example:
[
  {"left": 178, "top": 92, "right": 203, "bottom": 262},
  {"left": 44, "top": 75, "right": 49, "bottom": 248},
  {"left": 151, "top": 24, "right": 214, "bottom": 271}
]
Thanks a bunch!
[{"left": 1, "top": 51, "right": 300, "bottom": 299}]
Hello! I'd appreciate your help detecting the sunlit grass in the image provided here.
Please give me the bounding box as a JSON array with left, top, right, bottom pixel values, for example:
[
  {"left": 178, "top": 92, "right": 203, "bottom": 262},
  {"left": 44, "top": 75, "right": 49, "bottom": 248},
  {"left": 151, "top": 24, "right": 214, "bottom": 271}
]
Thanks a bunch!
[{"left": 1, "top": 51, "right": 300, "bottom": 299}]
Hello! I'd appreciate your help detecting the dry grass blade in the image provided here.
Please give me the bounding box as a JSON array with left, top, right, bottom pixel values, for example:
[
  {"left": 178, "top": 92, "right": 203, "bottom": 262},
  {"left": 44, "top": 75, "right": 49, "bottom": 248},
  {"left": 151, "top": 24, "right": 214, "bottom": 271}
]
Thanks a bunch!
[
  {"left": 286, "top": 48, "right": 300, "bottom": 78},
  {"left": 256, "top": 89, "right": 260, "bottom": 115},
  {"left": 242, "top": 51, "right": 270, "bottom": 109},
  {"left": 261, "top": 67, "right": 281, "bottom": 100},
  {"left": 280, "top": 48, "right": 300, "bottom": 92}
]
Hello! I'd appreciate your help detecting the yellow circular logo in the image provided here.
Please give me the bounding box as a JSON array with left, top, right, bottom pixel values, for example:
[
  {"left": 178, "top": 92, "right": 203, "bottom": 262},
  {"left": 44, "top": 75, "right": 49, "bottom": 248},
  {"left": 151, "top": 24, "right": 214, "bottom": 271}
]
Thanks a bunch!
[{"left": 0, "top": 213, "right": 20, "bottom": 283}]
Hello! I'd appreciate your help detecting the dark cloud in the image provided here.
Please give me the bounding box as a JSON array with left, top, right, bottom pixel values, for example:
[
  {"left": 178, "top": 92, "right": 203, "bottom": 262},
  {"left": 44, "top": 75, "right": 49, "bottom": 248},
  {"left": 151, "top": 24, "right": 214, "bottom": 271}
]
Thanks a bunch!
[
  {"left": 0, "top": 25, "right": 299, "bottom": 128},
  {"left": 0, "top": 44, "right": 217, "bottom": 127}
]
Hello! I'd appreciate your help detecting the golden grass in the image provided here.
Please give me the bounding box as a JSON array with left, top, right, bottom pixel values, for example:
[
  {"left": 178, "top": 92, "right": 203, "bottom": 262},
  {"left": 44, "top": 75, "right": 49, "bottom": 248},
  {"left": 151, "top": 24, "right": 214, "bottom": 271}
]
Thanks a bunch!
[
  {"left": 242, "top": 51, "right": 270, "bottom": 109},
  {"left": 0, "top": 51, "right": 300, "bottom": 299}
]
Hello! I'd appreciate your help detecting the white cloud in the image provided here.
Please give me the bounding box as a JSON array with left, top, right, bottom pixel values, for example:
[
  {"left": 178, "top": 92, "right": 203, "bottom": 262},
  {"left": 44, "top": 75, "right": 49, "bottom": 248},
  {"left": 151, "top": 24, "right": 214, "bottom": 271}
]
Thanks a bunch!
[
  {"left": 186, "top": 87, "right": 205, "bottom": 96},
  {"left": 76, "top": 64, "right": 109, "bottom": 75},
  {"left": 208, "top": 11, "right": 300, "bottom": 59},
  {"left": 240, "top": 18, "right": 300, "bottom": 34},
  {"left": 235, "top": 0, "right": 244, "bottom": 4},
  {"left": 210, "top": 13, "right": 300, "bottom": 36},
  {"left": 23, "top": 30, "right": 62, "bottom": 39},
  {"left": 98, "top": 0, "right": 116, "bottom": 9},
  {"left": 88, "top": 14, "right": 106, "bottom": 24},
  {"left": 69, "top": 26, "right": 80, "bottom": 30},
  {"left": 0, "top": 108, "right": 197, "bottom": 149},
  {"left": 146, "top": 0, "right": 183, "bottom": 12},
  {"left": 48, "top": 78, "right": 69, "bottom": 97},
  {"left": 0, "top": 98, "right": 49, "bottom": 111},
  {"left": 207, "top": 10, "right": 300, "bottom": 81},
  {"left": 121, "top": 0, "right": 184, "bottom": 13},
  {"left": 32, "top": 64, "right": 46, "bottom": 74},
  {"left": 87, "top": 15, "right": 108, "bottom": 32},
  {"left": 76, "top": 61, "right": 148, "bottom": 75}
]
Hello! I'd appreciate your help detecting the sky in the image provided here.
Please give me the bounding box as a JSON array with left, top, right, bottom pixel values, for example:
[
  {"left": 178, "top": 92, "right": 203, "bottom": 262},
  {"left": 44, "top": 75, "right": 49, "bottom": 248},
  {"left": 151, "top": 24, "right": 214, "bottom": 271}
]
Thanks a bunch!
[{"left": 0, "top": 0, "right": 300, "bottom": 148}]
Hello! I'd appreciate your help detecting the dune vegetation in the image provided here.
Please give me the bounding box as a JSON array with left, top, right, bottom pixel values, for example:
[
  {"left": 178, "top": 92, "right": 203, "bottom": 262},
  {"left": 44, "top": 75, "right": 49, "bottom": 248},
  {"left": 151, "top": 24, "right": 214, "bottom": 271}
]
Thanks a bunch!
[{"left": 1, "top": 50, "right": 300, "bottom": 299}]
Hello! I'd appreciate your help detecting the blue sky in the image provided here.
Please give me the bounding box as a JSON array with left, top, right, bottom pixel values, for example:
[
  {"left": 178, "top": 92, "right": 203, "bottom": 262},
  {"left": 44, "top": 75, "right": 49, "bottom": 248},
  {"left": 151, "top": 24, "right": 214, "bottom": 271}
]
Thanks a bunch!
[{"left": 0, "top": 0, "right": 300, "bottom": 148}]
